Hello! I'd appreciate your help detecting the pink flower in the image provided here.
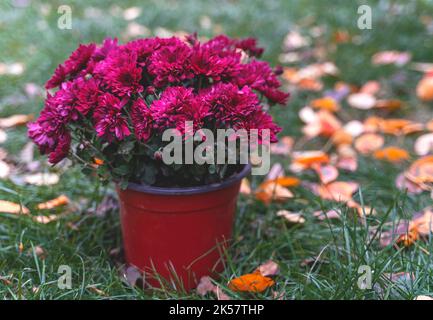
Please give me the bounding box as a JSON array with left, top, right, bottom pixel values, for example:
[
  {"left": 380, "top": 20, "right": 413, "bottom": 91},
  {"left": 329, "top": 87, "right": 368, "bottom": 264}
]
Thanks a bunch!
[
  {"left": 235, "top": 60, "right": 289, "bottom": 105},
  {"left": 93, "top": 93, "right": 131, "bottom": 141},
  {"left": 200, "top": 83, "right": 259, "bottom": 126},
  {"left": 131, "top": 99, "right": 153, "bottom": 142},
  {"left": 74, "top": 77, "right": 101, "bottom": 115},
  {"left": 147, "top": 37, "right": 193, "bottom": 87},
  {"left": 48, "top": 132, "right": 71, "bottom": 164},
  {"left": 233, "top": 108, "right": 281, "bottom": 143},
  {"left": 151, "top": 86, "right": 208, "bottom": 134},
  {"left": 46, "top": 43, "right": 96, "bottom": 89},
  {"left": 94, "top": 49, "right": 143, "bottom": 97}
]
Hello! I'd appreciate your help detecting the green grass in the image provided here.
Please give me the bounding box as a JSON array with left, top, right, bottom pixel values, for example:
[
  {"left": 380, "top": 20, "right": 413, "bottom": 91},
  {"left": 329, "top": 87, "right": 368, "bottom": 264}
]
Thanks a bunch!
[{"left": 1, "top": 0, "right": 433, "bottom": 299}]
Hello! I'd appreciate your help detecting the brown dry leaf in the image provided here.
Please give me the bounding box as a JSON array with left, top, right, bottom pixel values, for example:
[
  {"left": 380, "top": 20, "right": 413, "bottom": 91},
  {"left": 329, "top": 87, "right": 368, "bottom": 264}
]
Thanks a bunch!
[
  {"left": 24, "top": 173, "right": 59, "bottom": 186},
  {"left": 33, "top": 246, "right": 47, "bottom": 259},
  {"left": 347, "top": 201, "right": 376, "bottom": 217},
  {"left": 414, "top": 133, "right": 433, "bottom": 156},
  {"left": 310, "top": 97, "right": 340, "bottom": 112},
  {"left": 291, "top": 151, "right": 330, "bottom": 172},
  {"left": 270, "top": 136, "right": 294, "bottom": 156},
  {"left": 416, "top": 75, "right": 433, "bottom": 101},
  {"left": 347, "top": 93, "right": 377, "bottom": 110},
  {"left": 196, "top": 276, "right": 231, "bottom": 300},
  {"left": 228, "top": 272, "right": 275, "bottom": 293},
  {"left": 372, "top": 50, "right": 411, "bottom": 66},
  {"left": 33, "top": 214, "right": 58, "bottom": 224},
  {"left": 313, "top": 164, "right": 339, "bottom": 184},
  {"left": 375, "top": 99, "right": 402, "bottom": 111},
  {"left": 0, "top": 114, "right": 33, "bottom": 128},
  {"left": 415, "top": 295, "right": 433, "bottom": 300},
  {"left": 410, "top": 208, "right": 433, "bottom": 237},
  {"left": 315, "top": 181, "right": 359, "bottom": 202},
  {"left": 354, "top": 133, "right": 384, "bottom": 154},
  {"left": 276, "top": 210, "right": 305, "bottom": 224},
  {"left": 0, "top": 200, "right": 29, "bottom": 215},
  {"left": 37, "top": 195, "right": 69, "bottom": 210},
  {"left": 240, "top": 178, "right": 252, "bottom": 195},
  {"left": 373, "top": 146, "right": 410, "bottom": 163},
  {"left": 87, "top": 285, "right": 107, "bottom": 296},
  {"left": 0, "top": 275, "right": 13, "bottom": 286},
  {"left": 256, "top": 260, "right": 279, "bottom": 277}
]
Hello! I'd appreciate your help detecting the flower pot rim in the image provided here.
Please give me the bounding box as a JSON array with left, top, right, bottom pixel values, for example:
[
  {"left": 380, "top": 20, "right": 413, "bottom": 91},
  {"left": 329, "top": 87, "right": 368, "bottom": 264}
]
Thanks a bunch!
[{"left": 125, "top": 164, "right": 251, "bottom": 195}]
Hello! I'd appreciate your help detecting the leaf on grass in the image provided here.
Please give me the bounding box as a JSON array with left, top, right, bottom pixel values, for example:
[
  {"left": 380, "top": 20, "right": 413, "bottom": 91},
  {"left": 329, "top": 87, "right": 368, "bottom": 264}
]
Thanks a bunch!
[
  {"left": 373, "top": 147, "right": 410, "bottom": 163},
  {"left": 354, "top": 133, "right": 384, "bottom": 154},
  {"left": 371, "top": 50, "right": 411, "bottom": 66},
  {"left": 414, "top": 133, "right": 433, "bottom": 156},
  {"left": 270, "top": 136, "right": 294, "bottom": 156},
  {"left": 87, "top": 285, "right": 107, "bottom": 296},
  {"left": 228, "top": 272, "right": 275, "bottom": 293},
  {"left": 375, "top": 99, "right": 402, "bottom": 111},
  {"left": 240, "top": 178, "right": 252, "bottom": 195},
  {"left": 314, "top": 209, "right": 341, "bottom": 220},
  {"left": 255, "top": 182, "right": 294, "bottom": 204},
  {"left": 0, "top": 200, "right": 29, "bottom": 215},
  {"left": 395, "top": 173, "right": 424, "bottom": 194},
  {"left": 347, "top": 93, "right": 377, "bottom": 110},
  {"left": 0, "top": 160, "right": 11, "bottom": 179},
  {"left": 33, "top": 214, "right": 58, "bottom": 224},
  {"left": 310, "top": 97, "right": 340, "bottom": 112},
  {"left": 256, "top": 260, "right": 280, "bottom": 277},
  {"left": 24, "top": 173, "right": 59, "bottom": 186},
  {"left": 313, "top": 164, "right": 339, "bottom": 184},
  {"left": 415, "top": 295, "right": 433, "bottom": 300},
  {"left": 360, "top": 80, "right": 381, "bottom": 95},
  {"left": 331, "top": 130, "right": 353, "bottom": 146},
  {"left": 196, "top": 276, "right": 230, "bottom": 300},
  {"left": 36, "top": 195, "right": 69, "bottom": 210},
  {"left": 379, "top": 119, "right": 424, "bottom": 136},
  {"left": 416, "top": 75, "right": 433, "bottom": 102},
  {"left": 405, "top": 155, "right": 433, "bottom": 186},
  {"left": 0, "top": 114, "right": 33, "bottom": 128},
  {"left": 291, "top": 151, "right": 330, "bottom": 172},
  {"left": 314, "top": 181, "right": 359, "bottom": 203},
  {"left": 276, "top": 210, "right": 305, "bottom": 224}
]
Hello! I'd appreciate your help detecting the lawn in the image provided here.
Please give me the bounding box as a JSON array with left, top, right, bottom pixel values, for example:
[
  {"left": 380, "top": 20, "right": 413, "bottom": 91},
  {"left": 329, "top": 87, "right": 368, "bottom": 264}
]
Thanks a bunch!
[{"left": 1, "top": 0, "right": 433, "bottom": 299}]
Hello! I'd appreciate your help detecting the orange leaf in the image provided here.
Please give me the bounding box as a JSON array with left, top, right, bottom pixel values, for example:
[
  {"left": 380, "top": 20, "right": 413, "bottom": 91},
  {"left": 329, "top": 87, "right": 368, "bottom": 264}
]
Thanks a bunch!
[
  {"left": 373, "top": 147, "right": 410, "bottom": 163},
  {"left": 255, "top": 182, "right": 294, "bottom": 204},
  {"left": 416, "top": 76, "right": 433, "bottom": 101},
  {"left": 240, "top": 178, "right": 252, "bottom": 195},
  {"left": 228, "top": 273, "right": 275, "bottom": 293},
  {"left": 310, "top": 97, "right": 340, "bottom": 112},
  {"left": 375, "top": 99, "right": 402, "bottom": 111},
  {"left": 315, "top": 181, "right": 359, "bottom": 202},
  {"left": 379, "top": 119, "right": 423, "bottom": 136},
  {"left": 0, "top": 200, "right": 29, "bottom": 215},
  {"left": 291, "top": 151, "right": 330, "bottom": 171},
  {"left": 36, "top": 195, "right": 70, "bottom": 210},
  {"left": 406, "top": 155, "right": 433, "bottom": 185}
]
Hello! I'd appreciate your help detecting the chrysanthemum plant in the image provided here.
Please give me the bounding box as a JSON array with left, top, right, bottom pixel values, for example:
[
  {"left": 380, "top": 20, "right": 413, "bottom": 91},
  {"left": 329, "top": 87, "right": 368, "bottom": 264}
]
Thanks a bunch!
[{"left": 28, "top": 35, "right": 289, "bottom": 188}]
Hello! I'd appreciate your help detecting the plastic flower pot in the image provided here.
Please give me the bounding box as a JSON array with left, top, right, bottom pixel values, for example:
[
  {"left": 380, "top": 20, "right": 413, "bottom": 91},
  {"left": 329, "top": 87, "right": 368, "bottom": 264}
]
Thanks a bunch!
[{"left": 116, "top": 164, "right": 251, "bottom": 291}]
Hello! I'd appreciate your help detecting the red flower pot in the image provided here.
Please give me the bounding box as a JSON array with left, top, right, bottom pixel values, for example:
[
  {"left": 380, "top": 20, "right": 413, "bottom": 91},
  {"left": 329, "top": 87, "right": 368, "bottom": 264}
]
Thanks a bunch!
[{"left": 116, "top": 165, "right": 250, "bottom": 291}]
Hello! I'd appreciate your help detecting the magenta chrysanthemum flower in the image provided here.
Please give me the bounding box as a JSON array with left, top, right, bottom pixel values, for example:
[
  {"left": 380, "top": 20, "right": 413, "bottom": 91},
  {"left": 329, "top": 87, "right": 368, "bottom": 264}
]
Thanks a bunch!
[
  {"left": 235, "top": 60, "right": 289, "bottom": 105},
  {"left": 124, "top": 38, "right": 159, "bottom": 67},
  {"left": 46, "top": 43, "right": 96, "bottom": 89},
  {"left": 233, "top": 108, "right": 281, "bottom": 143},
  {"left": 48, "top": 131, "right": 71, "bottom": 164},
  {"left": 147, "top": 37, "right": 193, "bottom": 87},
  {"left": 93, "top": 93, "right": 131, "bottom": 141},
  {"left": 74, "top": 77, "right": 101, "bottom": 115},
  {"left": 200, "top": 83, "right": 260, "bottom": 126},
  {"left": 94, "top": 49, "right": 143, "bottom": 97},
  {"left": 151, "top": 86, "right": 208, "bottom": 134},
  {"left": 131, "top": 99, "right": 153, "bottom": 142}
]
